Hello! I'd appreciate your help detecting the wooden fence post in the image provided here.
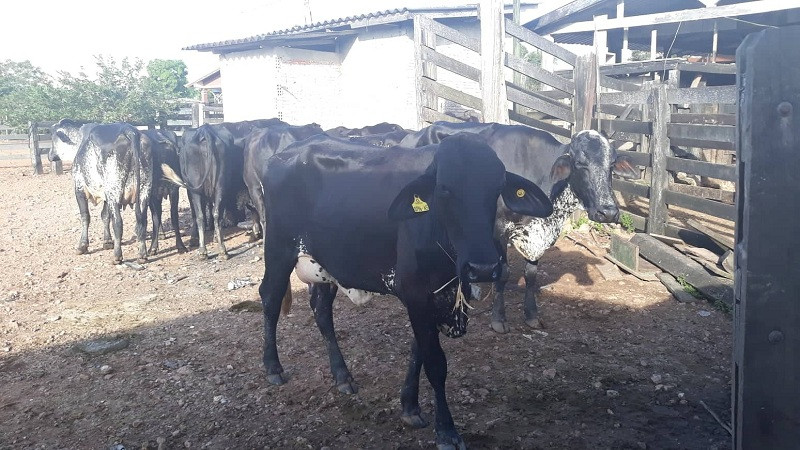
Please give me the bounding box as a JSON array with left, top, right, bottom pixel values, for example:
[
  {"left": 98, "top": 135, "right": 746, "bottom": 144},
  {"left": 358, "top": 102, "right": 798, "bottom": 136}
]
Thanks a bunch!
[
  {"left": 733, "top": 25, "right": 800, "bottom": 449},
  {"left": 191, "top": 102, "right": 201, "bottom": 128},
  {"left": 646, "top": 84, "right": 670, "bottom": 235},
  {"left": 29, "top": 122, "right": 43, "bottom": 175},
  {"left": 572, "top": 51, "right": 598, "bottom": 132},
  {"left": 480, "top": 0, "right": 509, "bottom": 124}
]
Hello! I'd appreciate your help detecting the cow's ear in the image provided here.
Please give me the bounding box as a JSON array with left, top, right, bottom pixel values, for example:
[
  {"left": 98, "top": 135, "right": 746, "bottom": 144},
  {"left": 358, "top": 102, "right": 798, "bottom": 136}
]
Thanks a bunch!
[
  {"left": 388, "top": 173, "right": 435, "bottom": 221},
  {"left": 502, "top": 171, "right": 553, "bottom": 218},
  {"left": 550, "top": 154, "right": 572, "bottom": 182},
  {"left": 612, "top": 155, "right": 640, "bottom": 179}
]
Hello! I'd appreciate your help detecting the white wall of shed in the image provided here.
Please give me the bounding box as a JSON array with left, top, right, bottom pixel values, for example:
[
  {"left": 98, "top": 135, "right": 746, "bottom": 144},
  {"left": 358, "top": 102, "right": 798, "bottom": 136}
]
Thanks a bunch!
[{"left": 219, "top": 49, "right": 278, "bottom": 122}]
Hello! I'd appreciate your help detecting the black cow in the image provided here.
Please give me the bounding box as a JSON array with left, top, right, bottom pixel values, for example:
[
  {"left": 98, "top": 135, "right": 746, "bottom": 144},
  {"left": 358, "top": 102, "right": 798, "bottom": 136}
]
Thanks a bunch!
[
  {"left": 242, "top": 122, "right": 323, "bottom": 240},
  {"left": 142, "top": 129, "right": 187, "bottom": 255},
  {"left": 258, "top": 133, "right": 552, "bottom": 449},
  {"left": 71, "top": 123, "right": 153, "bottom": 264},
  {"left": 401, "top": 122, "right": 639, "bottom": 332},
  {"left": 324, "top": 121, "right": 405, "bottom": 138}
]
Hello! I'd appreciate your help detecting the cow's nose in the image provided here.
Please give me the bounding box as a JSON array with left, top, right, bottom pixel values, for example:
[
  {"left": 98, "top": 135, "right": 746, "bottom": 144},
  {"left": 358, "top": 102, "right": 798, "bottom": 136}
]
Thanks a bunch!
[
  {"left": 466, "top": 262, "right": 502, "bottom": 282},
  {"left": 591, "top": 205, "right": 619, "bottom": 223}
]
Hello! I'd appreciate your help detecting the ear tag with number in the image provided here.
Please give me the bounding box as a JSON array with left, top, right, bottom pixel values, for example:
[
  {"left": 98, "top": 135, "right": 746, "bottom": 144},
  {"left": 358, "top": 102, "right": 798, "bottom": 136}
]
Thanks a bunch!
[{"left": 412, "top": 195, "right": 429, "bottom": 213}]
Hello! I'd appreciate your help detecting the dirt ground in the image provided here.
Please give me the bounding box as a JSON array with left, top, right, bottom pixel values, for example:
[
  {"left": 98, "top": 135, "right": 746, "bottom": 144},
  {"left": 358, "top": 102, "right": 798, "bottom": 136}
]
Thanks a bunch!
[{"left": 0, "top": 166, "right": 732, "bottom": 450}]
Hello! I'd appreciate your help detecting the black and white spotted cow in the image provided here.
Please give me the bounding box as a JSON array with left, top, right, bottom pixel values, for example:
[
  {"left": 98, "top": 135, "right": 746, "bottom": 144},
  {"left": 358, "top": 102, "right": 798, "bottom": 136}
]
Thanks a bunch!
[
  {"left": 142, "top": 129, "right": 187, "bottom": 255},
  {"left": 72, "top": 123, "right": 153, "bottom": 264},
  {"left": 258, "top": 133, "right": 552, "bottom": 450},
  {"left": 48, "top": 119, "right": 98, "bottom": 164},
  {"left": 242, "top": 122, "right": 323, "bottom": 241},
  {"left": 402, "top": 122, "right": 639, "bottom": 333}
]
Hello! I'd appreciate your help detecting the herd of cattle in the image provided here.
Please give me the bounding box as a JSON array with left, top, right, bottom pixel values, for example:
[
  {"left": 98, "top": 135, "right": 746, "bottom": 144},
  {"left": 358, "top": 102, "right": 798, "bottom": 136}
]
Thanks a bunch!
[{"left": 47, "top": 117, "right": 638, "bottom": 449}]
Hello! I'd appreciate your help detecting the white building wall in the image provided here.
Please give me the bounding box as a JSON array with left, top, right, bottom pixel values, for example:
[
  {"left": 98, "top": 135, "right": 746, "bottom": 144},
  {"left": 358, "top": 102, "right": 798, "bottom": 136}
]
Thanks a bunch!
[
  {"left": 219, "top": 49, "right": 278, "bottom": 122},
  {"left": 275, "top": 48, "right": 341, "bottom": 128},
  {"left": 338, "top": 25, "right": 418, "bottom": 130}
]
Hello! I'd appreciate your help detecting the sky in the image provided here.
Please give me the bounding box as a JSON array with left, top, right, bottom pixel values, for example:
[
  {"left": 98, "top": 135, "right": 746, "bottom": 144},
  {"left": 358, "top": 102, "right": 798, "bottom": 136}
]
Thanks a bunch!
[{"left": 0, "top": 0, "right": 480, "bottom": 81}]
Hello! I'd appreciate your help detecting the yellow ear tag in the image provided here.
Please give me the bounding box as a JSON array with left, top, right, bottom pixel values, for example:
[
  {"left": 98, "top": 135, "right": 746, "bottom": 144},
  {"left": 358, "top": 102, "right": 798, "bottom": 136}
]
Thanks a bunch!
[
  {"left": 412, "top": 195, "right": 429, "bottom": 213},
  {"left": 516, "top": 189, "right": 526, "bottom": 198}
]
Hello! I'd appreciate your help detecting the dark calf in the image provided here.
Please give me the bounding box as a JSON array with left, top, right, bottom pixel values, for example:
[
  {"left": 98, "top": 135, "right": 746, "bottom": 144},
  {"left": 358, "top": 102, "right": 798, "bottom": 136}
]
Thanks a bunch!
[{"left": 143, "top": 129, "right": 187, "bottom": 255}]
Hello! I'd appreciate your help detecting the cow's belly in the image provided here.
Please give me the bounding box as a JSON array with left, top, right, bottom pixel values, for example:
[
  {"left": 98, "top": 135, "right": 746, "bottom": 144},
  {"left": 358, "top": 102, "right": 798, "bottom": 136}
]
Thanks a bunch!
[{"left": 295, "top": 253, "right": 380, "bottom": 306}]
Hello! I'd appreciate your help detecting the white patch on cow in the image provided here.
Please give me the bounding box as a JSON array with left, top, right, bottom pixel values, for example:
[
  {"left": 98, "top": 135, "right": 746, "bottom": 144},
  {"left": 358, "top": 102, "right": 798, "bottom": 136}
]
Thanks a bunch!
[
  {"left": 382, "top": 269, "right": 396, "bottom": 291},
  {"left": 294, "top": 246, "right": 380, "bottom": 306},
  {"left": 507, "top": 186, "right": 581, "bottom": 261}
]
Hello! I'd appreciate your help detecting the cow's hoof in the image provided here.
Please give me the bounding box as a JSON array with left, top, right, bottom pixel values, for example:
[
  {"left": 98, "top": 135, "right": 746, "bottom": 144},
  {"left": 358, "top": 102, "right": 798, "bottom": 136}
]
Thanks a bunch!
[
  {"left": 136, "top": 257, "right": 148, "bottom": 264},
  {"left": 113, "top": 257, "right": 123, "bottom": 265},
  {"left": 266, "top": 372, "right": 288, "bottom": 386},
  {"left": 336, "top": 381, "right": 358, "bottom": 395},
  {"left": 76, "top": 245, "right": 89, "bottom": 255},
  {"left": 436, "top": 430, "right": 466, "bottom": 450},
  {"left": 188, "top": 239, "right": 199, "bottom": 248},
  {"left": 401, "top": 413, "right": 429, "bottom": 429},
  {"left": 490, "top": 320, "right": 510, "bottom": 334},
  {"left": 176, "top": 243, "right": 188, "bottom": 254},
  {"left": 219, "top": 252, "right": 230, "bottom": 261},
  {"left": 102, "top": 242, "right": 114, "bottom": 250},
  {"left": 148, "top": 248, "right": 158, "bottom": 256},
  {"left": 196, "top": 251, "right": 208, "bottom": 260},
  {"left": 525, "top": 317, "right": 545, "bottom": 329}
]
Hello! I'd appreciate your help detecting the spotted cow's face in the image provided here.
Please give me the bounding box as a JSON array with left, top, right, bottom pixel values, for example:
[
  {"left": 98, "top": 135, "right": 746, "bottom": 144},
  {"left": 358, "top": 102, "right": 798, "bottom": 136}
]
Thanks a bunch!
[
  {"left": 551, "top": 130, "right": 639, "bottom": 223},
  {"left": 388, "top": 133, "right": 552, "bottom": 336}
]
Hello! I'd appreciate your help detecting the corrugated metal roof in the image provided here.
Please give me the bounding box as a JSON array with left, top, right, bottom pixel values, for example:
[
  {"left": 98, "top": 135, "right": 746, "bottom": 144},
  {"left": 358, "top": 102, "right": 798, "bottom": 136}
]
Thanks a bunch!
[{"left": 184, "top": 8, "right": 414, "bottom": 51}]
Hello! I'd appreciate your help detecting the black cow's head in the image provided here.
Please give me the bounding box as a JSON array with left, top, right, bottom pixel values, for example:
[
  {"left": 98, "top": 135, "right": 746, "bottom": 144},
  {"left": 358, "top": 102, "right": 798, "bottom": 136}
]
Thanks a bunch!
[
  {"left": 388, "top": 134, "right": 552, "bottom": 334},
  {"left": 551, "top": 130, "right": 639, "bottom": 223}
]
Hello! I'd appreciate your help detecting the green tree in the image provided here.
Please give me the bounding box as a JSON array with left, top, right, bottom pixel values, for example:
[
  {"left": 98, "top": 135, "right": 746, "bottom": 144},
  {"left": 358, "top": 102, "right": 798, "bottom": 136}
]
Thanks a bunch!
[
  {"left": 0, "top": 60, "right": 59, "bottom": 128},
  {"left": 146, "top": 59, "right": 194, "bottom": 99}
]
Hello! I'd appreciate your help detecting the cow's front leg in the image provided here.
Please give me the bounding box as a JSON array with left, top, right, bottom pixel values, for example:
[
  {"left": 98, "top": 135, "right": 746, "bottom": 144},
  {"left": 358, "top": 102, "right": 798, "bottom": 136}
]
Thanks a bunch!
[
  {"left": 170, "top": 188, "right": 187, "bottom": 253},
  {"left": 190, "top": 192, "right": 208, "bottom": 258},
  {"left": 110, "top": 202, "right": 124, "bottom": 264},
  {"left": 212, "top": 189, "right": 229, "bottom": 259},
  {"left": 135, "top": 197, "right": 149, "bottom": 263},
  {"left": 490, "top": 263, "right": 512, "bottom": 333},
  {"left": 148, "top": 196, "right": 162, "bottom": 256},
  {"left": 309, "top": 283, "right": 356, "bottom": 394},
  {"left": 408, "top": 305, "right": 464, "bottom": 450},
  {"left": 523, "top": 260, "right": 543, "bottom": 329},
  {"left": 259, "top": 237, "right": 296, "bottom": 386},
  {"left": 75, "top": 188, "right": 91, "bottom": 254},
  {"left": 400, "top": 339, "right": 428, "bottom": 428}
]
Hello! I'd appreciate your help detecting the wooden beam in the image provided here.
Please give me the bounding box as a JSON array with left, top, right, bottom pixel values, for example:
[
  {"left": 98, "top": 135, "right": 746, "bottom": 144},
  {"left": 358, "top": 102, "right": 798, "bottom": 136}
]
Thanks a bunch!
[
  {"left": 734, "top": 25, "right": 800, "bottom": 448},
  {"left": 530, "top": 0, "right": 611, "bottom": 35},
  {"left": 505, "top": 20, "right": 577, "bottom": 66},
  {"left": 572, "top": 51, "right": 598, "bottom": 132},
  {"left": 480, "top": 0, "right": 509, "bottom": 124},
  {"left": 646, "top": 85, "right": 670, "bottom": 235},
  {"left": 650, "top": 29, "right": 658, "bottom": 59},
  {"left": 552, "top": 0, "right": 798, "bottom": 34},
  {"left": 504, "top": 53, "right": 575, "bottom": 94}
]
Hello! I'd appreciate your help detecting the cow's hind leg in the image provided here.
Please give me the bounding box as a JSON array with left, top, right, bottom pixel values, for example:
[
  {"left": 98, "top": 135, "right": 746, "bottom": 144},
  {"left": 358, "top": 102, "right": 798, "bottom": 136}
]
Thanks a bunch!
[
  {"left": 212, "top": 189, "right": 229, "bottom": 259},
  {"left": 309, "top": 283, "right": 357, "bottom": 394},
  {"left": 75, "top": 188, "right": 91, "bottom": 254},
  {"left": 407, "top": 301, "right": 465, "bottom": 450},
  {"left": 259, "top": 236, "right": 296, "bottom": 385},
  {"left": 523, "top": 260, "right": 544, "bottom": 329},
  {"left": 135, "top": 196, "right": 149, "bottom": 263},
  {"left": 148, "top": 196, "right": 162, "bottom": 256},
  {"left": 101, "top": 202, "right": 113, "bottom": 250},
  {"left": 190, "top": 192, "right": 208, "bottom": 258},
  {"left": 490, "top": 262, "right": 512, "bottom": 334},
  {"left": 400, "top": 339, "right": 429, "bottom": 428},
  {"left": 170, "top": 188, "right": 187, "bottom": 253},
  {"left": 110, "top": 202, "right": 124, "bottom": 264}
]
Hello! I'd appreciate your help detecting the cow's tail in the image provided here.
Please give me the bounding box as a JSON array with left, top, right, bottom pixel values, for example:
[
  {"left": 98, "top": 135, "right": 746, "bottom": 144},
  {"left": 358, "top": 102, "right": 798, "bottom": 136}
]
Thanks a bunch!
[
  {"left": 280, "top": 282, "right": 293, "bottom": 316},
  {"left": 131, "top": 129, "right": 143, "bottom": 220},
  {"left": 161, "top": 163, "right": 186, "bottom": 188}
]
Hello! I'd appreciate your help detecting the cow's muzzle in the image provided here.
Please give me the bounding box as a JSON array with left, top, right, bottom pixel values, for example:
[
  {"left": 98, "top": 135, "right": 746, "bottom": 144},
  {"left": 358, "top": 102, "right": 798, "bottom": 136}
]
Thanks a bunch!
[
  {"left": 589, "top": 205, "right": 620, "bottom": 223},
  {"left": 465, "top": 262, "right": 502, "bottom": 282}
]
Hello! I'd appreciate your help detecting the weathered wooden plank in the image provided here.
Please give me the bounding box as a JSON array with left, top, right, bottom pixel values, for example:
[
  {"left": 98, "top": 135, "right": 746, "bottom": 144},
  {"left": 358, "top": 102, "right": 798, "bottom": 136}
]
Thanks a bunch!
[
  {"left": 508, "top": 111, "right": 572, "bottom": 138},
  {"left": 667, "top": 85, "right": 737, "bottom": 105},
  {"left": 413, "top": 16, "right": 427, "bottom": 129},
  {"left": 687, "top": 218, "right": 734, "bottom": 251},
  {"left": 504, "top": 19, "right": 577, "bottom": 65},
  {"left": 595, "top": 118, "right": 651, "bottom": 135},
  {"left": 668, "top": 123, "right": 735, "bottom": 143},
  {"left": 647, "top": 85, "right": 670, "bottom": 235},
  {"left": 507, "top": 85, "right": 574, "bottom": 123},
  {"left": 664, "top": 189, "right": 737, "bottom": 221},
  {"left": 612, "top": 179, "right": 650, "bottom": 198},
  {"left": 599, "top": 89, "right": 649, "bottom": 105},
  {"left": 670, "top": 184, "right": 735, "bottom": 204},
  {"left": 630, "top": 233, "right": 733, "bottom": 305},
  {"left": 597, "top": 58, "right": 683, "bottom": 76},
  {"left": 598, "top": 74, "right": 641, "bottom": 92},
  {"left": 421, "top": 107, "right": 463, "bottom": 125},
  {"left": 421, "top": 78, "right": 483, "bottom": 111},
  {"left": 656, "top": 272, "right": 700, "bottom": 303},
  {"left": 677, "top": 62, "right": 737, "bottom": 75},
  {"left": 669, "top": 136, "right": 736, "bottom": 151},
  {"left": 572, "top": 51, "right": 597, "bottom": 132},
  {"left": 416, "top": 15, "right": 480, "bottom": 53},
  {"left": 422, "top": 46, "right": 480, "bottom": 82},
  {"left": 671, "top": 113, "right": 736, "bottom": 125},
  {"left": 666, "top": 156, "right": 737, "bottom": 182},
  {"left": 481, "top": 0, "right": 509, "bottom": 124},
  {"left": 597, "top": 103, "right": 642, "bottom": 120},
  {"left": 530, "top": 0, "right": 608, "bottom": 35},
  {"left": 0, "top": 133, "right": 31, "bottom": 141},
  {"left": 504, "top": 53, "right": 574, "bottom": 94},
  {"left": 617, "top": 149, "right": 651, "bottom": 167},
  {"left": 610, "top": 233, "right": 639, "bottom": 271},
  {"left": 29, "top": 122, "right": 42, "bottom": 175}
]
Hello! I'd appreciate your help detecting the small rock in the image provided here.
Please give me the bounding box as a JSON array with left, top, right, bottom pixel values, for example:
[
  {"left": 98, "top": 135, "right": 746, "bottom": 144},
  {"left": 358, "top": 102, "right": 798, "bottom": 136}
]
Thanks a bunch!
[
  {"left": 640, "top": 359, "right": 649, "bottom": 367},
  {"left": 123, "top": 261, "right": 145, "bottom": 271},
  {"left": 184, "top": 441, "right": 191, "bottom": 448},
  {"left": 637, "top": 442, "right": 647, "bottom": 449},
  {"left": 475, "top": 388, "right": 489, "bottom": 397},
  {"left": 75, "top": 337, "right": 129, "bottom": 356},
  {"left": 48, "top": 315, "right": 61, "bottom": 322},
  {"left": 542, "top": 368, "right": 557, "bottom": 379},
  {"left": 677, "top": 392, "right": 685, "bottom": 399},
  {"left": 229, "top": 300, "right": 262, "bottom": 313},
  {"left": 606, "top": 390, "right": 620, "bottom": 398},
  {"left": 5, "top": 291, "right": 19, "bottom": 302},
  {"left": 650, "top": 374, "right": 662, "bottom": 384},
  {"left": 103, "top": 374, "right": 114, "bottom": 380},
  {"left": 213, "top": 395, "right": 228, "bottom": 404},
  {"left": 99, "top": 365, "right": 113, "bottom": 375},
  {"left": 655, "top": 384, "right": 665, "bottom": 391},
  {"left": 176, "top": 365, "right": 193, "bottom": 376},
  {"left": 227, "top": 278, "right": 252, "bottom": 291},
  {"left": 698, "top": 310, "right": 712, "bottom": 317}
]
